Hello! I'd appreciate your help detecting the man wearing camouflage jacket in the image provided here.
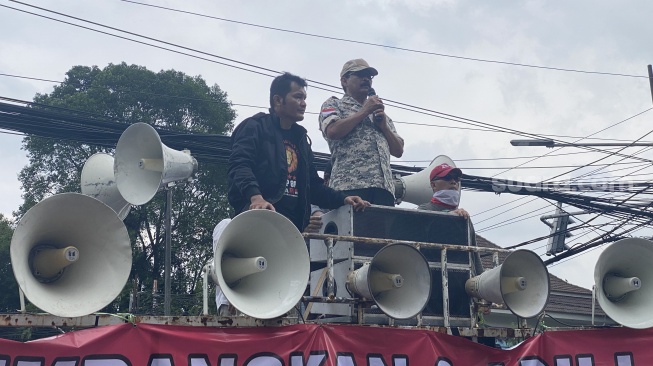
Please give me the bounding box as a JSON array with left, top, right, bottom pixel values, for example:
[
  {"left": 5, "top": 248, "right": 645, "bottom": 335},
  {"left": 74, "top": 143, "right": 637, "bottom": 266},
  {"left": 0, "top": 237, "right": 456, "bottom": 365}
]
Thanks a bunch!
[{"left": 319, "top": 59, "right": 404, "bottom": 206}]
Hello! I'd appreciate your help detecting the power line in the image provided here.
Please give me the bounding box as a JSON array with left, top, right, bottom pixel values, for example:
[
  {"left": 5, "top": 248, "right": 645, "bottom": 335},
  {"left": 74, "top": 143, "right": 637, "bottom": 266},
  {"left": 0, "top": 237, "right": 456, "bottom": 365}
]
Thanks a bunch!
[
  {"left": 535, "top": 197, "right": 619, "bottom": 252},
  {"left": 509, "top": 182, "right": 653, "bottom": 255},
  {"left": 6, "top": 1, "right": 653, "bottom": 168},
  {"left": 467, "top": 160, "right": 653, "bottom": 229},
  {"left": 565, "top": 147, "right": 653, "bottom": 182},
  {"left": 0, "top": 4, "right": 281, "bottom": 78},
  {"left": 529, "top": 217, "right": 621, "bottom": 256},
  {"left": 568, "top": 162, "right": 653, "bottom": 181},
  {"left": 6, "top": 69, "right": 651, "bottom": 148},
  {"left": 464, "top": 129, "right": 651, "bottom": 254},
  {"left": 474, "top": 196, "right": 536, "bottom": 218},
  {"left": 7, "top": 2, "right": 653, "bottom": 257},
  {"left": 476, "top": 206, "right": 554, "bottom": 233},
  {"left": 559, "top": 154, "right": 653, "bottom": 249},
  {"left": 536, "top": 130, "right": 653, "bottom": 240},
  {"left": 568, "top": 156, "right": 650, "bottom": 213},
  {"left": 547, "top": 221, "right": 653, "bottom": 268},
  {"left": 465, "top": 175, "right": 653, "bottom": 222},
  {"left": 545, "top": 216, "right": 653, "bottom": 266},
  {"left": 5, "top": 98, "right": 653, "bottom": 266},
  {"left": 491, "top": 109, "right": 653, "bottom": 178},
  {"left": 458, "top": 161, "right": 649, "bottom": 170},
  {"left": 475, "top": 194, "right": 611, "bottom": 241},
  {"left": 0, "top": 72, "right": 278, "bottom": 112},
  {"left": 538, "top": 114, "right": 653, "bottom": 184},
  {"left": 450, "top": 148, "right": 643, "bottom": 163},
  {"left": 118, "top": 0, "right": 650, "bottom": 79}
]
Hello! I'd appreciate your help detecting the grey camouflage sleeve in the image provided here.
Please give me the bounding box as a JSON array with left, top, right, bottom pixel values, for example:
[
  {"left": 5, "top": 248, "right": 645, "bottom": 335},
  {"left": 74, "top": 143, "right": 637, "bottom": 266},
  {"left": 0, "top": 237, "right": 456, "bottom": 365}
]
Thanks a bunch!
[
  {"left": 386, "top": 115, "right": 400, "bottom": 135},
  {"left": 319, "top": 98, "right": 341, "bottom": 138}
]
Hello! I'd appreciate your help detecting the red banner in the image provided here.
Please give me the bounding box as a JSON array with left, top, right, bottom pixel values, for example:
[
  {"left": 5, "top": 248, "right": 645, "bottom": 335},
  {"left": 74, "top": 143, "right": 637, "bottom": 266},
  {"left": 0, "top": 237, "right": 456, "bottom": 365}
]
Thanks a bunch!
[{"left": 0, "top": 323, "right": 648, "bottom": 365}]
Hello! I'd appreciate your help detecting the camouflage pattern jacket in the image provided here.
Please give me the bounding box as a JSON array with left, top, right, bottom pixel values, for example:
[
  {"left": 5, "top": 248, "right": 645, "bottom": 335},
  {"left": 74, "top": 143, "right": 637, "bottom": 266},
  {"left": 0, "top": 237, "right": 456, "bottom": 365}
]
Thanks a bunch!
[{"left": 319, "top": 95, "right": 400, "bottom": 195}]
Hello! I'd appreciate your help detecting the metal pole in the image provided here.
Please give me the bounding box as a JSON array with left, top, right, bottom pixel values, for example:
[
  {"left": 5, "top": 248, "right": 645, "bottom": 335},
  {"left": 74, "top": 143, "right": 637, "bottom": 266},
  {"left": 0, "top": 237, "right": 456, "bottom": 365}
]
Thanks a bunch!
[
  {"left": 130, "top": 279, "right": 137, "bottom": 313},
  {"left": 326, "top": 238, "right": 335, "bottom": 298},
  {"left": 648, "top": 65, "right": 653, "bottom": 105},
  {"left": 588, "top": 286, "right": 592, "bottom": 326},
  {"left": 540, "top": 209, "right": 591, "bottom": 224},
  {"left": 511, "top": 139, "right": 653, "bottom": 148},
  {"left": 19, "top": 289, "right": 25, "bottom": 313},
  {"left": 152, "top": 280, "right": 158, "bottom": 311},
  {"left": 551, "top": 142, "right": 653, "bottom": 147},
  {"left": 202, "top": 263, "right": 209, "bottom": 316},
  {"left": 441, "top": 248, "right": 450, "bottom": 328},
  {"left": 164, "top": 186, "right": 172, "bottom": 316}
]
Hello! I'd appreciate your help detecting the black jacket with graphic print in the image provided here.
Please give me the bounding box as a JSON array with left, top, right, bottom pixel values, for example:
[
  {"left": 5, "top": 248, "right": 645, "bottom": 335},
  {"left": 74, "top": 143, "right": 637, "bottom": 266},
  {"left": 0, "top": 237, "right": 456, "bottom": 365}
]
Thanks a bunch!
[{"left": 228, "top": 110, "right": 347, "bottom": 231}]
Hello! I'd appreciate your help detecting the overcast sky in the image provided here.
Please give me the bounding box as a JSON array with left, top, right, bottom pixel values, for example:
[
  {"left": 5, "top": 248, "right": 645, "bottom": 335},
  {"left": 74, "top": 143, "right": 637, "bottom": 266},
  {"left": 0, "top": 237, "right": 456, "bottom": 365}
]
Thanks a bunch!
[{"left": 2, "top": 0, "right": 653, "bottom": 290}]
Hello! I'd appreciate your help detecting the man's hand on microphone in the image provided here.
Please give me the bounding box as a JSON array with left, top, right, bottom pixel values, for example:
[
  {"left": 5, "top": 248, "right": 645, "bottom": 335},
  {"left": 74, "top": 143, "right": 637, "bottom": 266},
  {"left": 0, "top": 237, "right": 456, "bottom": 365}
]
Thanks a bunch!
[
  {"left": 362, "top": 96, "right": 384, "bottom": 116},
  {"left": 373, "top": 110, "right": 388, "bottom": 129}
]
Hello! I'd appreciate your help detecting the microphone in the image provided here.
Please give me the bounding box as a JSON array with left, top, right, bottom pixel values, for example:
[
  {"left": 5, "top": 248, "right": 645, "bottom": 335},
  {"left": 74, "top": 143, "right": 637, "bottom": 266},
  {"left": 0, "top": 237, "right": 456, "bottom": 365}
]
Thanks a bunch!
[{"left": 367, "top": 88, "right": 384, "bottom": 123}]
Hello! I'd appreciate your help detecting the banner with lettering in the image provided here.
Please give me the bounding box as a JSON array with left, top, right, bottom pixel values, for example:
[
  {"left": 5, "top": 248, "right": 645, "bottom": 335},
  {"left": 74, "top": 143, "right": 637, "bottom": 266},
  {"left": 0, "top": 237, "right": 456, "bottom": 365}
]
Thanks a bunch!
[{"left": 0, "top": 323, "right": 648, "bottom": 365}]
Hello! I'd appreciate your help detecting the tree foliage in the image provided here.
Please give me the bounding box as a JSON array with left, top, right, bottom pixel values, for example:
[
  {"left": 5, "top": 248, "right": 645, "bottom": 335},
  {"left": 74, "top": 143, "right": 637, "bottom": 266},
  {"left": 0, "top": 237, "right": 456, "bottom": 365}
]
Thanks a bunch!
[
  {"left": 0, "top": 215, "right": 18, "bottom": 312},
  {"left": 15, "top": 63, "right": 236, "bottom": 315}
]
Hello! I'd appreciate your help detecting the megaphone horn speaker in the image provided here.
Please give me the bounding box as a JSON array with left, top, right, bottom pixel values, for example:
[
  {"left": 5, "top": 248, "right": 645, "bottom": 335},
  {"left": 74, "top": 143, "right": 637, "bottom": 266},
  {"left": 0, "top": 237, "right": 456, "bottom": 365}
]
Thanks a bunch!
[
  {"left": 213, "top": 209, "right": 309, "bottom": 319},
  {"left": 594, "top": 238, "right": 653, "bottom": 329},
  {"left": 81, "top": 153, "right": 131, "bottom": 220},
  {"left": 394, "top": 155, "right": 459, "bottom": 205},
  {"left": 465, "top": 249, "right": 550, "bottom": 319},
  {"left": 114, "top": 122, "right": 198, "bottom": 206},
  {"left": 346, "top": 243, "right": 431, "bottom": 319},
  {"left": 10, "top": 193, "right": 132, "bottom": 317}
]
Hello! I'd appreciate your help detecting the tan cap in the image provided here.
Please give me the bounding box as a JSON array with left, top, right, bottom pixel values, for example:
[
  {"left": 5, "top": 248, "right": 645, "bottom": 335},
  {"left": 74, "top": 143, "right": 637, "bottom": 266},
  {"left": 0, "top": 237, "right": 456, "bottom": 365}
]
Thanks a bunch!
[{"left": 340, "top": 59, "right": 379, "bottom": 78}]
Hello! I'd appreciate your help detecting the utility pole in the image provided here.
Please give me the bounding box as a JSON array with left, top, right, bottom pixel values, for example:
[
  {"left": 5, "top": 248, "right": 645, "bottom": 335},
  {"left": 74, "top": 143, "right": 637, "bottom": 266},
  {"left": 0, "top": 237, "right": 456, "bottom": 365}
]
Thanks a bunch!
[
  {"left": 164, "top": 186, "right": 172, "bottom": 316},
  {"left": 648, "top": 65, "right": 653, "bottom": 105},
  {"left": 540, "top": 203, "right": 586, "bottom": 256}
]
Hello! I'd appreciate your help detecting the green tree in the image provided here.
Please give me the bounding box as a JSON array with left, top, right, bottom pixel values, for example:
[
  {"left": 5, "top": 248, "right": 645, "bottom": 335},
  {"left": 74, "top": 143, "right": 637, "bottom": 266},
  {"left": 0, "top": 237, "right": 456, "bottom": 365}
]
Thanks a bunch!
[
  {"left": 0, "top": 215, "right": 19, "bottom": 312},
  {"left": 17, "top": 62, "right": 236, "bottom": 315}
]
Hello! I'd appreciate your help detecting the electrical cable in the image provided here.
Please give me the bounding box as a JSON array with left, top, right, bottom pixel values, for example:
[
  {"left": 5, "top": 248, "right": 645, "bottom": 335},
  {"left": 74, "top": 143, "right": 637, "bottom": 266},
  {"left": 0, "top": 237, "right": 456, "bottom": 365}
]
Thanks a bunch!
[
  {"left": 4, "top": 99, "right": 653, "bottom": 264},
  {"left": 6, "top": 2, "right": 653, "bottom": 166},
  {"left": 118, "top": 0, "right": 650, "bottom": 79},
  {"left": 6, "top": 2, "right": 653, "bottom": 263},
  {"left": 7, "top": 69, "right": 651, "bottom": 151}
]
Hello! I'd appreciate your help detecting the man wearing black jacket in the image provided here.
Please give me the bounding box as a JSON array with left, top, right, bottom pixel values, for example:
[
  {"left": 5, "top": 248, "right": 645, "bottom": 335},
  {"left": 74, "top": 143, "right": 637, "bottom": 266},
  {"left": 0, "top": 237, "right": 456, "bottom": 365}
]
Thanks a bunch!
[{"left": 228, "top": 72, "right": 368, "bottom": 231}]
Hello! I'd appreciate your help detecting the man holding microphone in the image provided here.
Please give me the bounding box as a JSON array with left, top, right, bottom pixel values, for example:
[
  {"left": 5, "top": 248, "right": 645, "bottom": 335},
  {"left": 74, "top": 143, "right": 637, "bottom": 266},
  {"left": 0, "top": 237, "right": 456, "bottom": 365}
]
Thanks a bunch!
[{"left": 319, "top": 59, "right": 404, "bottom": 206}]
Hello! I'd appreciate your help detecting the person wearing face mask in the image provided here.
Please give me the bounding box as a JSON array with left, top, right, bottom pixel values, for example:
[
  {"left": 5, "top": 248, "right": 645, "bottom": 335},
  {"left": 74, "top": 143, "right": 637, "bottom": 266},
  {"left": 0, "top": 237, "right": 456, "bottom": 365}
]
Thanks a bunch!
[
  {"left": 417, "top": 163, "right": 469, "bottom": 218},
  {"left": 418, "top": 163, "right": 483, "bottom": 277}
]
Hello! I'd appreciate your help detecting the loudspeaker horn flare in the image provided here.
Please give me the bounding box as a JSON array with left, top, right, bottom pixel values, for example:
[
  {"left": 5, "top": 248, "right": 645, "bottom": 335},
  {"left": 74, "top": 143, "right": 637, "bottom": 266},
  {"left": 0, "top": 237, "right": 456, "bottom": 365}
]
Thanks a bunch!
[
  {"left": 221, "top": 256, "right": 268, "bottom": 285},
  {"left": 114, "top": 122, "right": 197, "bottom": 206},
  {"left": 594, "top": 238, "right": 653, "bottom": 329},
  {"left": 465, "top": 249, "right": 550, "bottom": 319},
  {"left": 394, "top": 155, "right": 459, "bottom": 205},
  {"left": 346, "top": 243, "right": 431, "bottom": 319},
  {"left": 213, "top": 209, "right": 309, "bottom": 319},
  {"left": 31, "top": 245, "right": 79, "bottom": 280},
  {"left": 10, "top": 193, "right": 132, "bottom": 317},
  {"left": 81, "top": 153, "right": 131, "bottom": 220}
]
